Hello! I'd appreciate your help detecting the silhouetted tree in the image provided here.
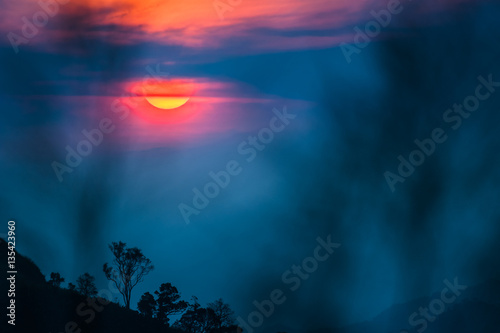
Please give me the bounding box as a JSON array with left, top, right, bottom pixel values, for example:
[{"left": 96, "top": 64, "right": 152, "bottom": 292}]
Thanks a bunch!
[
  {"left": 198, "top": 307, "right": 218, "bottom": 333},
  {"left": 76, "top": 273, "right": 98, "bottom": 297},
  {"left": 174, "top": 297, "right": 220, "bottom": 333},
  {"left": 68, "top": 283, "right": 76, "bottom": 291},
  {"left": 138, "top": 292, "right": 157, "bottom": 319},
  {"left": 191, "top": 296, "right": 200, "bottom": 310},
  {"left": 155, "top": 282, "right": 188, "bottom": 326},
  {"left": 208, "top": 298, "right": 234, "bottom": 330},
  {"left": 48, "top": 272, "right": 64, "bottom": 287},
  {"left": 174, "top": 297, "right": 201, "bottom": 333},
  {"left": 103, "top": 241, "right": 154, "bottom": 309}
]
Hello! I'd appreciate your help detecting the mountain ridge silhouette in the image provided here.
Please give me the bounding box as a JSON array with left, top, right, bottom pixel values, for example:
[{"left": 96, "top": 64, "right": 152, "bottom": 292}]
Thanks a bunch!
[{"left": 1, "top": 238, "right": 499, "bottom": 333}]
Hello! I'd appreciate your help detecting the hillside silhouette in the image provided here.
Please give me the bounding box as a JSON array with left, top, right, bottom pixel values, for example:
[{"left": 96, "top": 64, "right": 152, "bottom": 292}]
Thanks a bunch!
[
  {"left": 0, "top": 238, "right": 189, "bottom": 333},
  {"left": 2, "top": 238, "right": 500, "bottom": 333}
]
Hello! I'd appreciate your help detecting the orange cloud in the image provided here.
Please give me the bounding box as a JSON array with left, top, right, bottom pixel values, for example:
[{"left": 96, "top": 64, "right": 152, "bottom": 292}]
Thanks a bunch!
[{"left": 1, "top": 0, "right": 475, "bottom": 52}]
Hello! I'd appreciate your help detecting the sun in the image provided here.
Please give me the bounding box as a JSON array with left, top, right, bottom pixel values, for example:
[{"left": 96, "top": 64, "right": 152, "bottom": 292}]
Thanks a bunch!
[
  {"left": 125, "top": 78, "right": 199, "bottom": 123},
  {"left": 142, "top": 79, "right": 194, "bottom": 110},
  {"left": 145, "top": 96, "right": 190, "bottom": 110}
]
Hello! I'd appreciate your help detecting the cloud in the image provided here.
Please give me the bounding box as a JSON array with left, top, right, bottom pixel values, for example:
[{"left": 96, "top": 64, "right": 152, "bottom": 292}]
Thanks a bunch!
[{"left": 0, "top": 0, "right": 477, "bottom": 53}]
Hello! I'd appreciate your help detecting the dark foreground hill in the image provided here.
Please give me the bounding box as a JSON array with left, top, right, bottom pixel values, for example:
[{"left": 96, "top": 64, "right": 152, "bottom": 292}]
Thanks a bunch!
[{"left": 0, "top": 238, "right": 178, "bottom": 333}]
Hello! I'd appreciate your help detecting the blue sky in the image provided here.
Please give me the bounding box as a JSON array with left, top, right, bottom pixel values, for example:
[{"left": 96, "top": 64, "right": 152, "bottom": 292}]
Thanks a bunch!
[{"left": 1, "top": 0, "right": 500, "bottom": 331}]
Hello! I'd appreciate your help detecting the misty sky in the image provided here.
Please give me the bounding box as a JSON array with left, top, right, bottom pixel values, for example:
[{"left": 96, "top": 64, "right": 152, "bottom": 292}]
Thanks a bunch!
[{"left": 1, "top": 0, "right": 500, "bottom": 331}]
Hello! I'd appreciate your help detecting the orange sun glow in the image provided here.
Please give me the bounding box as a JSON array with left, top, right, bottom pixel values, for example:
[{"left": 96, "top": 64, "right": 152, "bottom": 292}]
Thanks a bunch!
[{"left": 126, "top": 78, "right": 198, "bottom": 123}]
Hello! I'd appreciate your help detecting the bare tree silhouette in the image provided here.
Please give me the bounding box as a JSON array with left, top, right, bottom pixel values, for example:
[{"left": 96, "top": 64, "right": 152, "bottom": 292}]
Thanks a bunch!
[
  {"left": 103, "top": 241, "right": 154, "bottom": 309},
  {"left": 208, "top": 298, "right": 234, "bottom": 330},
  {"left": 76, "top": 272, "right": 98, "bottom": 297},
  {"left": 155, "top": 282, "right": 188, "bottom": 325},
  {"left": 48, "top": 272, "right": 65, "bottom": 287}
]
